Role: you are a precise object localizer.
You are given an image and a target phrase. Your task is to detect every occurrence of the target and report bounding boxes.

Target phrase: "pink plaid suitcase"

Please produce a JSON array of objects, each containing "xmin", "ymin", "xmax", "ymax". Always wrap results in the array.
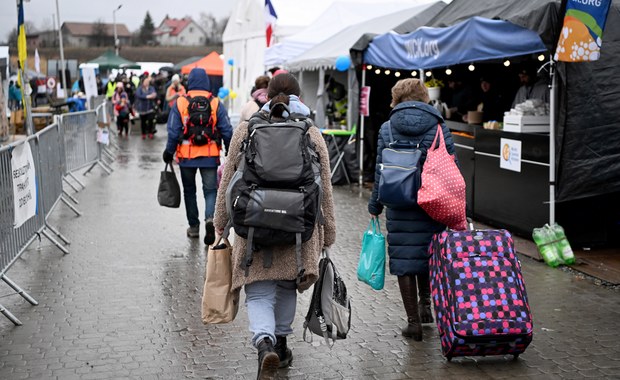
[{"xmin": 429, "ymin": 227, "xmax": 533, "ymax": 361}]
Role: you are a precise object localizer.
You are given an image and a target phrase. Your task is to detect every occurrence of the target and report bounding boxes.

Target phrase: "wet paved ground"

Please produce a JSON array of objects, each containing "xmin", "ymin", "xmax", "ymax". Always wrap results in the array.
[{"xmin": 1, "ymin": 127, "xmax": 620, "ymax": 379}]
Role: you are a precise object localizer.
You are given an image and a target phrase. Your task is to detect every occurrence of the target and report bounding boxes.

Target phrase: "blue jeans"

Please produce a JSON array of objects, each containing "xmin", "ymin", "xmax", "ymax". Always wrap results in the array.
[
  {"xmin": 179, "ymin": 166, "xmax": 217, "ymax": 227},
  {"xmin": 245, "ymin": 280, "xmax": 297, "ymax": 347}
]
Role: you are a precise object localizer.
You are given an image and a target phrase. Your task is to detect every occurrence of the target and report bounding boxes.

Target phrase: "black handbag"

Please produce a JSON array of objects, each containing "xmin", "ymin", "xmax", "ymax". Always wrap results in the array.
[{"xmin": 157, "ymin": 163, "xmax": 181, "ymax": 208}]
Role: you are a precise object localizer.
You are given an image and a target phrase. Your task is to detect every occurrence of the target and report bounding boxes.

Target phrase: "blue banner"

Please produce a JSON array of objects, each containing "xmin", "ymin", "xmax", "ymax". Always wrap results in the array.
[
  {"xmin": 554, "ymin": 0, "xmax": 612, "ymax": 61},
  {"xmin": 364, "ymin": 16, "xmax": 546, "ymax": 69}
]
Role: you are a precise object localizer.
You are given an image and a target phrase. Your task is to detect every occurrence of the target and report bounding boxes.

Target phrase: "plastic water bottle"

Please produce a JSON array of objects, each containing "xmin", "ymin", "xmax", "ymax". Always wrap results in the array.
[
  {"xmin": 532, "ymin": 227, "xmax": 561, "ymax": 267},
  {"xmin": 547, "ymin": 223, "xmax": 575, "ymax": 265}
]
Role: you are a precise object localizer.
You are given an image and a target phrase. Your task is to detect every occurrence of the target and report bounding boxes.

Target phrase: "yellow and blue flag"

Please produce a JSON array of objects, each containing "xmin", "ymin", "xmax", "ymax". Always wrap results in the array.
[
  {"xmin": 17, "ymin": 0, "xmax": 28, "ymax": 84},
  {"xmin": 554, "ymin": 0, "xmax": 613, "ymax": 62}
]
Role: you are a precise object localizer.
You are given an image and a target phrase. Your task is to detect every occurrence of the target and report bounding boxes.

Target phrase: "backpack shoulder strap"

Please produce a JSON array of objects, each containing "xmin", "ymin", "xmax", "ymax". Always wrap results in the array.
[{"xmin": 386, "ymin": 121, "xmax": 395, "ymax": 144}]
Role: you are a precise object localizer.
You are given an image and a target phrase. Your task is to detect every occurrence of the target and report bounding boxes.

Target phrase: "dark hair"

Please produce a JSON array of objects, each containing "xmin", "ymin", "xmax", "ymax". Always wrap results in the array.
[
  {"xmin": 267, "ymin": 73, "xmax": 300, "ymax": 118},
  {"xmin": 255, "ymin": 75, "xmax": 270, "ymax": 90}
]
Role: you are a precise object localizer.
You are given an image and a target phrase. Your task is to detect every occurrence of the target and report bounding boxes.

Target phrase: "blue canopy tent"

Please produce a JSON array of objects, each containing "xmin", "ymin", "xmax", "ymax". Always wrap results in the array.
[
  {"xmin": 364, "ymin": 16, "xmax": 547, "ymax": 70},
  {"xmin": 357, "ymin": 16, "xmax": 548, "ymax": 195}
]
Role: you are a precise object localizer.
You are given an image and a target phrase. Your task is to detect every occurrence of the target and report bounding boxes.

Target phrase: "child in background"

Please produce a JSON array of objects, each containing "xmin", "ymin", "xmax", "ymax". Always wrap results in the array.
[{"xmin": 115, "ymin": 93, "xmax": 132, "ymax": 137}]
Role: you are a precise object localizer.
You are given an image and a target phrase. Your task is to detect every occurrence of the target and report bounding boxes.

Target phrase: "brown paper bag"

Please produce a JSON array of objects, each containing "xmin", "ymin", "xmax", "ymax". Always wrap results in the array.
[{"xmin": 201, "ymin": 238, "xmax": 239, "ymax": 324}]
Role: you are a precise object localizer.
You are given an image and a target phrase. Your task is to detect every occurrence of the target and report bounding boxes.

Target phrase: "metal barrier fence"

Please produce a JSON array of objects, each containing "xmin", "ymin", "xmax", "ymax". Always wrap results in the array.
[
  {"xmin": 58, "ymin": 111, "xmax": 99, "ymax": 173},
  {"xmin": 0, "ymin": 104, "xmax": 118, "ymax": 325},
  {"xmin": 37, "ymin": 124, "xmax": 74, "ymax": 244},
  {"xmin": 0, "ymin": 126, "xmax": 74, "ymax": 325},
  {"xmin": 89, "ymin": 95, "xmax": 106, "ymax": 110}
]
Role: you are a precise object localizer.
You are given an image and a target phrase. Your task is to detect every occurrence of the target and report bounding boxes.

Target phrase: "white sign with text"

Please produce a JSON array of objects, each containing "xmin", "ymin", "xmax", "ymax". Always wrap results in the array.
[
  {"xmin": 500, "ymin": 138, "xmax": 522, "ymax": 172},
  {"xmin": 11, "ymin": 142, "xmax": 37, "ymax": 228},
  {"xmin": 82, "ymin": 66, "xmax": 98, "ymax": 101}
]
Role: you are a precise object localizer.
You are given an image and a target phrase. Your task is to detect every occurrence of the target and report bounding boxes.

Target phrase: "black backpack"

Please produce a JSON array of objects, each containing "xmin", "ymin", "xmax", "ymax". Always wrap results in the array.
[
  {"xmin": 183, "ymin": 95, "xmax": 220, "ymax": 146},
  {"xmin": 225, "ymin": 104, "xmax": 323, "ymax": 281}
]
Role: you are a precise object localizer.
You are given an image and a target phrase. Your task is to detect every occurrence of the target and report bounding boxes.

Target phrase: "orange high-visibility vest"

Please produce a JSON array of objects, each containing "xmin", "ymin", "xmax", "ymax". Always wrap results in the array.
[{"xmin": 176, "ymin": 90, "xmax": 220, "ymax": 159}]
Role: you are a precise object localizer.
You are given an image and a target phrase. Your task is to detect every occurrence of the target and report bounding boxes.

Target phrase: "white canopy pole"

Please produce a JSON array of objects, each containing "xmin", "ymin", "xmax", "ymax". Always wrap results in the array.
[
  {"xmin": 359, "ymin": 66, "xmax": 366, "ymax": 187},
  {"xmin": 316, "ymin": 67, "xmax": 326, "ymax": 128},
  {"xmin": 549, "ymin": 59, "xmax": 557, "ymax": 225}
]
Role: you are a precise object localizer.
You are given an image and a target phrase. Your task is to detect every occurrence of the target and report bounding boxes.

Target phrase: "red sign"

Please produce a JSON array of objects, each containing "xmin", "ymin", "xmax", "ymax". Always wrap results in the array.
[{"xmin": 360, "ymin": 86, "xmax": 371, "ymax": 117}]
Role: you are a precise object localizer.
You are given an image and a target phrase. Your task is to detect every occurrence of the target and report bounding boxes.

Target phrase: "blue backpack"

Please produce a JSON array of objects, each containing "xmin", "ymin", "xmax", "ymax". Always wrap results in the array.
[{"xmin": 377, "ymin": 121, "xmax": 424, "ymax": 209}]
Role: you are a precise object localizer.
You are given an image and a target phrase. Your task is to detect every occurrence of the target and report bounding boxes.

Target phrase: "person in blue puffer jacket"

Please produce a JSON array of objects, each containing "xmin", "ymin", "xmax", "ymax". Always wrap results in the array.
[{"xmin": 368, "ymin": 78, "xmax": 458, "ymax": 342}]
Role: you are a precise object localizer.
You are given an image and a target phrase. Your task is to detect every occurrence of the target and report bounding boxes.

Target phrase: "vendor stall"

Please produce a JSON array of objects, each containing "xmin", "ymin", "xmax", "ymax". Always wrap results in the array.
[{"xmin": 355, "ymin": 0, "xmax": 620, "ymax": 245}]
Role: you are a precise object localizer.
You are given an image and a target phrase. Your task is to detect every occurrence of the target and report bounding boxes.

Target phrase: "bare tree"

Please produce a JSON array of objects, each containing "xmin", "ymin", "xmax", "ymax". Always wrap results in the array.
[
  {"xmin": 199, "ymin": 13, "xmax": 228, "ymax": 45},
  {"xmin": 5, "ymin": 21, "xmax": 37, "ymax": 46},
  {"xmin": 39, "ymin": 17, "xmax": 54, "ymax": 32},
  {"xmin": 91, "ymin": 19, "xmax": 109, "ymax": 47}
]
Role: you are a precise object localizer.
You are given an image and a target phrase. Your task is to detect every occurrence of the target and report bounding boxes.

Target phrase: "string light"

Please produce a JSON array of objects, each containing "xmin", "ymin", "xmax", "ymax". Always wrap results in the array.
[
  {"xmin": 445, "ymin": 68, "xmax": 452, "ymax": 75},
  {"xmin": 385, "ymin": 69, "xmax": 391, "ymax": 75},
  {"xmin": 503, "ymin": 60, "xmax": 511, "ymax": 67},
  {"xmin": 395, "ymin": 71, "xmax": 401, "ymax": 77},
  {"xmin": 375, "ymin": 69, "xmax": 381, "ymax": 74},
  {"xmin": 425, "ymin": 71, "xmax": 432, "ymax": 77},
  {"xmin": 411, "ymin": 71, "xmax": 417, "ymax": 76},
  {"xmin": 366, "ymin": 64, "xmax": 373, "ymax": 70},
  {"xmin": 538, "ymin": 54, "xmax": 546, "ymax": 62},
  {"xmin": 468, "ymin": 64, "xmax": 475, "ymax": 71}
]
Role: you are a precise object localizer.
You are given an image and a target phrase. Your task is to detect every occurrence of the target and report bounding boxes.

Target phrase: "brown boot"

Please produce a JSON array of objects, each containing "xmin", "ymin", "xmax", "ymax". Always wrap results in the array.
[
  {"xmin": 398, "ymin": 275, "xmax": 422, "ymax": 341},
  {"xmin": 417, "ymin": 273, "xmax": 434, "ymax": 324}
]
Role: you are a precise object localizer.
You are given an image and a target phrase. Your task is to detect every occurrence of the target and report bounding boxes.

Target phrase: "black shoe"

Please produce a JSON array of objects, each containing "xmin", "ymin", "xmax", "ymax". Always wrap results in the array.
[
  {"xmin": 274, "ymin": 335, "xmax": 293, "ymax": 368},
  {"xmin": 419, "ymin": 301, "xmax": 434, "ymax": 324},
  {"xmin": 256, "ymin": 338, "xmax": 279, "ymax": 380},
  {"xmin": 204, "ymin": 220, "xmax": 215, "ymax": 245},
  {"xmin": 402, "ymin": 317, "xmax": 423, "ymax": 341}
]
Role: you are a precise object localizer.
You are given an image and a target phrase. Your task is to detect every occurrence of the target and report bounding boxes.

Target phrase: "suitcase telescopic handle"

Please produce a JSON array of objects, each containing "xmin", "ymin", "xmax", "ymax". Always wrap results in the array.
[{"xmin": 467, "ymin": 217, "xmax": 475, "ymax": 231}]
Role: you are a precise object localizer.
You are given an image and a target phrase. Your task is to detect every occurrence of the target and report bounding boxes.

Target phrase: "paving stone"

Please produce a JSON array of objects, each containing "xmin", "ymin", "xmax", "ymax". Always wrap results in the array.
[{"xmin": 0, "ymin": 131, "xmax": 619, "ymax": 379}]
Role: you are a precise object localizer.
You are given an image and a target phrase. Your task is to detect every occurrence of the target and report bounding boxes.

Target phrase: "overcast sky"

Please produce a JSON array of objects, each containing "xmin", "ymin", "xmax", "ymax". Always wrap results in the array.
[{"xmin": 1, "ymin": 0, "xmax": 235, "ymax": 41}]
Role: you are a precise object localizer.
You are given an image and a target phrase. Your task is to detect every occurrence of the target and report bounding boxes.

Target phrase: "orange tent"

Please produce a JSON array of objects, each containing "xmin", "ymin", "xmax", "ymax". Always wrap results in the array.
[{"xmin": 180, "ymin": 51, "xmax": 223, "ymax": 75}]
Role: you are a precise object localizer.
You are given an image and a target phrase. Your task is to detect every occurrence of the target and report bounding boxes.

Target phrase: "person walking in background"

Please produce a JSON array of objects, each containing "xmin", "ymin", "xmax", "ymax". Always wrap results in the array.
[
  {"xmin": 135, "ymin": 76, "xmax": 158, "ymax": 139},
  {"xmin": 162, "ymin": 68, "xmax": 232, "ymax": 245},
  {"xmin": 213, "ymin": 73, "xmax": 336, "ymax": 379},
  {"xmin": 111, "ymin": 82, "xmax": 125, "ymax": 107},
  {"xmin": 239, "ymin": 75, "xmax": 270, "ymax": 122},
  {"xmin": 112, "ymin": 82, "xmax": 130, "ymax": 137},
  {"xmin": 105, "ymin": 73, "xmax": 116, "ymax": 101},
  {"xmin": 368, "ymin": 78, "xmax": 458, "ymax": 341},
  {"xmin": 165, "ymin": 74, "xmax": 186, "ymax": 110},
  {"xmin": 114, "ymin": 93, "xmax": 132, "ymax": 138},
  {"xmin": 8, "ymin": 81, "xmax": 22, "ymax": 110}
]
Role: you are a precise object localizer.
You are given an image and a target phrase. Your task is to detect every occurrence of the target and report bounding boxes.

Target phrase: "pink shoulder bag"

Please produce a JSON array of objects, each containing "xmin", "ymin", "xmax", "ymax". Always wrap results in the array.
[{"xmin": 418, "ymin": 125, "xmax": 467, "ymax": 230}]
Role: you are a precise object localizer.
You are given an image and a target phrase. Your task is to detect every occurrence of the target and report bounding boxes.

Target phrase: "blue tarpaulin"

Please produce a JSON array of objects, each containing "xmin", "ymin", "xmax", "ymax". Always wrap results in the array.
[{"xmin": 364, "ymin": 16, "xmax": 547, "ymax": 69}]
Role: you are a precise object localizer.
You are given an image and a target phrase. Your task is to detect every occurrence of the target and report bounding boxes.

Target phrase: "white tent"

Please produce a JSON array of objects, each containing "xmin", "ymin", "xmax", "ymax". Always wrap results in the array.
[
  {"xmin": 286, "ymin": 2, "xmax": 445, "ymax": 72},
  {"xmin": 223, "ymin": 0, "xmax": 337, "ymax": 116},
  {"xmin": 285, "ymin": 2, "xmax": 446, "ymax": 129},
  {"xmin": 264, "ymin": 1, "xmax": 420, "ymax": 68}
]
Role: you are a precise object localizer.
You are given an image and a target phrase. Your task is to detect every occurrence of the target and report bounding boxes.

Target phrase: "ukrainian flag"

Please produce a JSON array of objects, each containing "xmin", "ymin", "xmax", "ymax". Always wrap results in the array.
[{"xmin": 17, "ymin": 0, "xmax": 27, "ymax": 85}]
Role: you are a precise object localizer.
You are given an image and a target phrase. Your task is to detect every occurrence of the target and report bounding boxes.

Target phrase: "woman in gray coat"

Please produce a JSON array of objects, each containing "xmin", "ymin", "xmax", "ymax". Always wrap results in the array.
[
  {"xmin": 368, "ymin": 78, "xmax": 458, "ymax": 341},
  {"xmin": 214, "ymin": 73, "xmax": 336, "ymax": 379}
]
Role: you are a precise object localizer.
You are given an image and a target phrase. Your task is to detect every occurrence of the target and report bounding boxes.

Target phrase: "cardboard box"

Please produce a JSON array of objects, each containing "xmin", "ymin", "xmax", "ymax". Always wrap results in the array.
[{"xmin": 503, "ymin": 114, "xmax": 550, "ymax": 133}]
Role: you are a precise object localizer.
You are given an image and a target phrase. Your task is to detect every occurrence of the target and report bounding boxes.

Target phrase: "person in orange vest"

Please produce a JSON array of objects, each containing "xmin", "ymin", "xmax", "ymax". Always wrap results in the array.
[
  {"xmin": 162, "ymin": 68, "xmax": 232, "ymax": 244},
  {"xmin": 165, "ymin": 74, "xmax": 186, "ymax": 110}
]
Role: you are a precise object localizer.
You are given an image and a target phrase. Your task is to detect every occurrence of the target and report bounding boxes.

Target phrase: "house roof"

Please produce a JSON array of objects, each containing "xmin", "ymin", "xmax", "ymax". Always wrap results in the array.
[
  {"xmin": 62, "ymin": 22, "xmax": 132, "ymax": 37},
  {"xmin": 155, "ymin": 17, "xmax": 197, "ymax": 37}
]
